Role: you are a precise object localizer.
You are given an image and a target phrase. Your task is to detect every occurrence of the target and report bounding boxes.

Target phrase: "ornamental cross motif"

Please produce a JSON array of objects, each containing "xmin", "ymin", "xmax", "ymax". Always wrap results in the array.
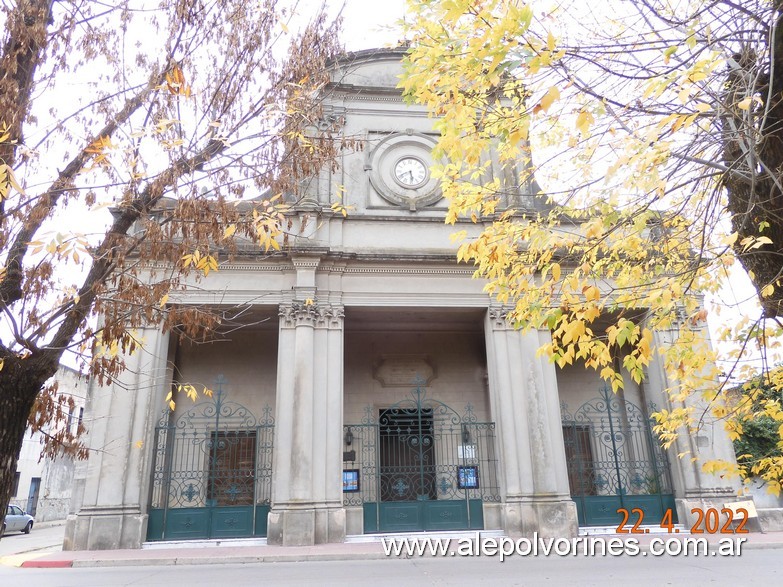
[
  {"xmin": 182, "ymin": 483, "xmax": 198, "ymax": 502},
  {"xmin": 392, "ymin": 478, "xmax": 409, "ymax": 497},
  {"xmin": 225, "ymin": 517, "xmax": 239, "ymax": 528},
  {"xmin": 224, "ymin": 484, "xmax": 241, "ymax": 503}
]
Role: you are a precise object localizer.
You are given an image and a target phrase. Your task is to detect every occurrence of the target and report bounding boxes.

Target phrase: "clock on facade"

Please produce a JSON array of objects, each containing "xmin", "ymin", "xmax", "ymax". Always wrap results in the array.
[
  {"xmin": 393, "ymin": 156, "xmax": 428, "ymax": 188},
  {"xmin": 366, "ymin": 131, "xmax": 442, "ymax": 210}
]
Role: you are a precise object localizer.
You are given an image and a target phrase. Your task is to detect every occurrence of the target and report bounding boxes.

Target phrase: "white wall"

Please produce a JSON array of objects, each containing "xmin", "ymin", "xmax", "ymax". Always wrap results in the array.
[{"xmin": 13, "ymin": 366, "xmax": 87, "ymax": 521}]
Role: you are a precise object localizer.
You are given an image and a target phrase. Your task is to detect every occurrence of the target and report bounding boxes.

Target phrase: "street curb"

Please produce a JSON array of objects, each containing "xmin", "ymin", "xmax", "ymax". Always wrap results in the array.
[
  {"xmin": 67, "ymin": 552, "xmax": 390, "ymax": 568},
  {"xmin": 13, "ymin": 533, "xmax": 783, "ymax": 569},
  {"xmin": 31, "ymin": 520, "xmax": 67, "ymax": 530},
  {"xmin": 20, "ymin": 559, "xmax": 72, "ymax": 568}
]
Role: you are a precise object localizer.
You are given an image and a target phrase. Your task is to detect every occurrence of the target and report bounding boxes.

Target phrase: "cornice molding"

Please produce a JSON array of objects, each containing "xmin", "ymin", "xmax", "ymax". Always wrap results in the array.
[
  {"xmin": 342, "ymin": 266, "xmax": 475, "ymax": 276},
  {"xmin": 291, "ymin": 257, "xmax": 321, "ymax": 270}
]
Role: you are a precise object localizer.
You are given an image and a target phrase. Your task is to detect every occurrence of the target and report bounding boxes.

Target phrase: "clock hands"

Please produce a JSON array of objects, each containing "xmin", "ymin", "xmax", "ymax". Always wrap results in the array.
[{"xmin": 395, "ymin": 158, "xmax": 426, "ymax": 186}]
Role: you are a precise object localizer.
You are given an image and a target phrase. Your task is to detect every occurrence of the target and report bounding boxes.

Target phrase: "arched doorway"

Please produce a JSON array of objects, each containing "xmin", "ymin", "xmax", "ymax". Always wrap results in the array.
[
  {"xmin": 146, "ymin": 378, "xmax": 275, "ymax": 541},
  {"xmin": 561, "ymin": 386, "xmax": 676, "ymax": 526},
  {"xmin": 344, "ymin": 381, "xmax": 500, "ymax": 533}
]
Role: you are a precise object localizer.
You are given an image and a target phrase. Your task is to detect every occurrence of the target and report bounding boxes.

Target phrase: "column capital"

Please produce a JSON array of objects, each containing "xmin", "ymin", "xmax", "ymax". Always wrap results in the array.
[
  {"xmin": 488, "ymin": 306, "xmax": 513, "ymax": 330},
  {"xmin": 279, "ymin": 301, "xmax": 344, "ymax": 329},
  {"xmin": 316, "ymin": 303, "xmax": 345, "ymax": 329}
]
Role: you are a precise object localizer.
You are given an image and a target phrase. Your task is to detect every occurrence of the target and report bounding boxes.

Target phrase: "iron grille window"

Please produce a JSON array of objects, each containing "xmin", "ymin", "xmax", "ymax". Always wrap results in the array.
[
  {"xmin": 207, "ymin": 431, "xmax": 256, "ymax": 506},
  {"xmin": 562, "ymin": 424, "xmax": 597, "ymax": 496},
  {"xmin": 379, "ymin": 408, "xmax": 437, "ymax": 501}
]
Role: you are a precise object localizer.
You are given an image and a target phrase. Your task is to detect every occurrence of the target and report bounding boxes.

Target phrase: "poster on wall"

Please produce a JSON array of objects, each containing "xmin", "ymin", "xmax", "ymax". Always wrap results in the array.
[
  {"xmin": 458, "ymin": 465, "xmax": 479, "ymax": 489},
  {"xmin": 343, "ymin": 469, "xmax": 360, "ymax": 492}
]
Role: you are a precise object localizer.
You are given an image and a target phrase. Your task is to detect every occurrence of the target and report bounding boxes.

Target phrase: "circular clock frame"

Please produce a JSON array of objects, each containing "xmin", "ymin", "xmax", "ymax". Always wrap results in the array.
[
  {"xmin": 393, "ymin": 156, "xmax": 428, "ymax": 189},
  {"xmin": 366, "ymin": 132, "xmax": 441, "ymax": 209}
]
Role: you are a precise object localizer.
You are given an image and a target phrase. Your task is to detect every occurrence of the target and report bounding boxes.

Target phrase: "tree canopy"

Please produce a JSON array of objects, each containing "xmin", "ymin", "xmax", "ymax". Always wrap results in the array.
[
  {"xmin": 0, "ymin": 0, "xmax": 344, "ymax": 521},
  {"xmin": 401, "ymin": 0, "xmax": 783, "ymax": 493}
]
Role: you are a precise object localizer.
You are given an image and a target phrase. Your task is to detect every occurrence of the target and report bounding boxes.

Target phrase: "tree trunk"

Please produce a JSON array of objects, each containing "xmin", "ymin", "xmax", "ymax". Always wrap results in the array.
[
  {"xmin": 723, "ymin": 6, "xmax": 783, "ymax": 318},
  {"xmin": 0, "ymin": 358, "xmax": 57, "ymax": 537}
]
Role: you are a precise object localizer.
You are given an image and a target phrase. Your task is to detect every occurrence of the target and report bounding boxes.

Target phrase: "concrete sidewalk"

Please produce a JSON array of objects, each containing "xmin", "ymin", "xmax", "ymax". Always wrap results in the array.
[
  {"xmin": 11, "ymin": 530, "xmax": 783, "ymax": 569},
  {"xmin": 19, "ymin": 541, "xmax": 388, "ymax": 568}
]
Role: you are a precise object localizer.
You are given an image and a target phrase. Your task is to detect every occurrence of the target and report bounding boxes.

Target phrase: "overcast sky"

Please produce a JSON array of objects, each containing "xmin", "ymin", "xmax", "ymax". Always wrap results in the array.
[{"xmin": 338, "ymin": 0, "xmax": 406, "ymax": 50}]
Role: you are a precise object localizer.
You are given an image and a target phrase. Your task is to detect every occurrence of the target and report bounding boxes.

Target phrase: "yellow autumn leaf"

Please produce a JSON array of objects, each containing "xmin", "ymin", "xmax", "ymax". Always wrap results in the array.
[
  {"xmin": 546, "ymin": 30, "xmax": 556, "ymax": 52},
  {"xmin": 575, "ymin": 110, "xmax": 593, "ymax": 137},
  {"xmin": 0, "ymin": 164, "xmax": 26, "ymax": 196},
  {"xmin": 538, "ymin": 86, "xmax": 560, "ymax": 113},
  {"xmin": 583, "ymin": 285, "xmax": 600, "ymax": 301}
]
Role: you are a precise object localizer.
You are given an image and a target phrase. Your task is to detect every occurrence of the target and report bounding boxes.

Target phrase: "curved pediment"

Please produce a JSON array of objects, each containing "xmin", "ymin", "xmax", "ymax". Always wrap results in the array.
[{"xmin": 329, "ymin": 47, "xmax": 407, "ymax": 91}]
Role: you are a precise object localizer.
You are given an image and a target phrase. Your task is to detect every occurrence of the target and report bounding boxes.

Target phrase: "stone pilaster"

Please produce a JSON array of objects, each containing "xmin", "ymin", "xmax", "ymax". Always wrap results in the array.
[
  {"xmin": 647, "ymin": 323, "xmax": 742, "ymax": 528},
  {"xmin": 268, "ymin": 299, "xmax": 346, "ymax": 545},
  {"xmin": 63, "ymin": 327, "xmax": 171, "ymax": 550},
  {"xmin": 484, "ymin": 309, "xmax": 578, "ymax": 538}
]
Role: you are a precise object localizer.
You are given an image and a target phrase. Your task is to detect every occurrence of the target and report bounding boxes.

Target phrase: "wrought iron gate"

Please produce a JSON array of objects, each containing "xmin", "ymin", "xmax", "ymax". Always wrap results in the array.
[
  {"xmin": 343, "ymin": 383, "xmax": 500, "ymax": 533},
  {"xmin": 146, "ymin": 378, "xmax": 274, "ymax": 541},
  {"xmin": 561, "ymin": 386, "xmax": 676, "ymax": 527}
]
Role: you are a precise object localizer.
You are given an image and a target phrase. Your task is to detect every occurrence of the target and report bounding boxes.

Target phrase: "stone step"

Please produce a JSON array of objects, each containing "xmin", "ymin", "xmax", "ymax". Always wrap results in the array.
[
  {"xmin": 578, "ymin": 524, "xmax": 687, "ymax": 536},
  {"xmin": 142, "ymin": 537, "xmax": 268, "ymax": 550},
  {"xmin": 345, "ymin": 529, "xmax": 506, "ymax": 543}
]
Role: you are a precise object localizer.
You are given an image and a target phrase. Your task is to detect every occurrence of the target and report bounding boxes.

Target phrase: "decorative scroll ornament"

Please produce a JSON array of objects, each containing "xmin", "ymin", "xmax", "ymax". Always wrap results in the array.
[{"xmin": 488, "ymin": 306, "xmax": 513, "ymax": 330}]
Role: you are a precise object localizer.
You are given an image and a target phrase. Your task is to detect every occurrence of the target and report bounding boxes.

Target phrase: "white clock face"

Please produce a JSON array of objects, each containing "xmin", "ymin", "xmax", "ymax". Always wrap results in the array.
[{"xmin": 394, "ymin": 157, "xmax": 427, "ymax": 187}]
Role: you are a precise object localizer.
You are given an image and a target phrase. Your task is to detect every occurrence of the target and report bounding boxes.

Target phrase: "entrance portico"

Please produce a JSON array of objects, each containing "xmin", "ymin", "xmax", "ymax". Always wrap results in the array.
[{"xmin": 64, "ymin": 48, "xmax": 743, "ymax": 550}]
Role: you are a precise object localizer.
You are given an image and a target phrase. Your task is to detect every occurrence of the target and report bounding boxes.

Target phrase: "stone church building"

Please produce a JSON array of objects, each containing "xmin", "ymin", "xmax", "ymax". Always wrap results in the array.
[{"xmin": 64, "ymin": 49, "xmax": 741, "ymax": 550}]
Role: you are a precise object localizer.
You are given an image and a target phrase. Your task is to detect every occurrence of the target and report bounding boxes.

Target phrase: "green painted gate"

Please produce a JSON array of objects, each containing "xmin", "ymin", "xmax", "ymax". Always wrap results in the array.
[
  {"xmin": 146, "ymin": 377, "xmax": 274, "ymax": 541},
  {"xmin": 343, "ymin": 382, "xmax": 500, "ymax": 533},
  {"xmin": 561, "ymin": 386, "xmax": 676, "ymax": 527}
]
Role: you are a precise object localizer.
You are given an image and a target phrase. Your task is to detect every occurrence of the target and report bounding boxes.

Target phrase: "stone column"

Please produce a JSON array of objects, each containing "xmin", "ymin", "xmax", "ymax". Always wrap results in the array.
[
  {"xmin": 484, "ymin": 309, "xmax": 578, "ymax": 538},
  {"xmin": 268, "ymin": 300, "xmax": 346, "ymax": 545},
  {"xmin": 647, "ymin": 323, "xmax": 742, "ymax": 528},
  {"xmin": 64, "ymin": 327, "xmax": 171, "ymax": 550}
]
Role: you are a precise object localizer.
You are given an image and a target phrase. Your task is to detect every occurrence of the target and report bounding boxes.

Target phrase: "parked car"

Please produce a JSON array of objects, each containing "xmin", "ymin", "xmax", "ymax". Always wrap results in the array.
[{"xmin": 2, "ymin": 504, "xmax": 34, "ymax": 537}]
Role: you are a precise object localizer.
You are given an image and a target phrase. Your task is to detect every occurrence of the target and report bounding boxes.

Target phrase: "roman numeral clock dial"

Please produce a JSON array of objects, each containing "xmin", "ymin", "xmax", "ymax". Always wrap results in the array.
[{"xmin": 394, "ymin": 157, "xmax": 427, "ymax": 188}]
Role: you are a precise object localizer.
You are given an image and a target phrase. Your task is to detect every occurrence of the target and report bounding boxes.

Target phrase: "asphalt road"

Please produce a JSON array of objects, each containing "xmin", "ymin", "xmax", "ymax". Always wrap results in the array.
[
  {"xmin": 0, "ymin": 548, "xmax": 780, "ymax": 587},
  {"xmin": 0, "ymin": 522, "xmax": 65, "ymax": 559}
]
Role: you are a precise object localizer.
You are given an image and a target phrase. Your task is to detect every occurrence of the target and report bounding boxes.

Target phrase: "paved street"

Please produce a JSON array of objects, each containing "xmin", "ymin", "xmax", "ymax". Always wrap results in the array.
[
  {"xmin": 1, "ymin": 524, "xmax": 781, "ymax": 586},
  {"xmin": 0, "ymin": 522, "xmax": 65, "ymax": 563},
  {"xmin": 0, "ymin": 550, "xmax": 781, "ymax": 587}
]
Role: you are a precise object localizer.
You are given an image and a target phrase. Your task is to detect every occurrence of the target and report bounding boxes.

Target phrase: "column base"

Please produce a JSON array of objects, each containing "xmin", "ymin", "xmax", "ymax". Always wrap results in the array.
[
  {"xmin": 501, "ymin": 496, "xmax": 578, "ymax": 539},
  {"xmin": 63, "ymin": 506, "xmax": 147, "ymax": 550},
  {"xmin": 676, "ymin": 490, "xmax": 757, "ymax": 531},
  {"xmin": 267, "ymin": 505, "xmax": 346, "ymax": 546}
]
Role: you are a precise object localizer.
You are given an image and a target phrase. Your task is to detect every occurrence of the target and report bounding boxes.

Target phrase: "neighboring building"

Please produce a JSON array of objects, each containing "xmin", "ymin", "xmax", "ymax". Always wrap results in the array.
[
  {"xmin": 726, "ymin": 379, "xmax": 783, "ymax": 529},
  {"xmin": 12, "ymin": 365, "xmax": 87, "ymax": 522},
  {"xmin": 64, "ymin": 49, "xmax": 744, "ymax": 550}
]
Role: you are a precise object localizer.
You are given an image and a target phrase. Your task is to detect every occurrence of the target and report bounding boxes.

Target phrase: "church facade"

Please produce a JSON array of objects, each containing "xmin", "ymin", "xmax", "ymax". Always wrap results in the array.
[{"xmin": 64, "ymin": 49, "xmax": 742, "ymax": 550}]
